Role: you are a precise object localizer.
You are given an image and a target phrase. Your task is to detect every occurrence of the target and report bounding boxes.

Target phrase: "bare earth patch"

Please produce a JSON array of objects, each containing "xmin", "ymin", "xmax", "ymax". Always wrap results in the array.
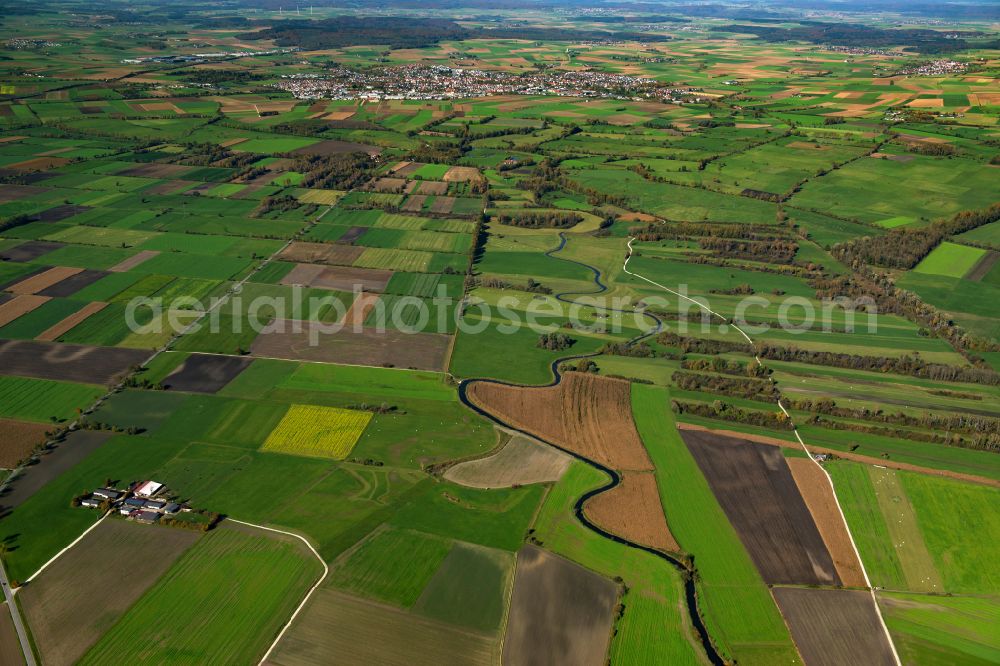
[
  {"xmin": 681, "ymin": 429, "xmax": 840, "ymax": 586},
  {"xmin": 503, "ymin": 545, "xmax": 617, "ymax": 666},
  {"xmin": 444, "ymin": 429, "xmax": 571, "ymax": 489},
  {"xmin": 772, "ymin": 587, "xmax": 896, "ymax": 666}
]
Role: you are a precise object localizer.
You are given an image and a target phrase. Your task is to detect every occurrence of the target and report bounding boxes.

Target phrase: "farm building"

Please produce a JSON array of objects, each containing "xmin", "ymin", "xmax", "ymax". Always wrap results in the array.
[
  {"xmin": 133, "ymin": 510, "xmax": 161, "ymax": 524},
  {"xmin": 119, "ymin": 498, "xmax": 145, "ymax": 515},
  {"xmin": 93, "ymin": 488, "xmax": 123, "ymax": 501},
  {"xmin": 134, "ymin": 480, "xmax": 164, "ymax": 497},
  {"xmin": 80, "ymin": 497, "xmax": 102, "ymax": 509}
]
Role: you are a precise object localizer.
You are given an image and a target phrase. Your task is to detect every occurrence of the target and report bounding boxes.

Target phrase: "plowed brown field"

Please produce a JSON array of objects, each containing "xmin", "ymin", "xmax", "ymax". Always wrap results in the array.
[
  {"xmin": 466, "ymin": 374, "xmax": 651, "ymax": 471},
  {"xmin": 786, "ymin": 458, "xmax": 867, "ymax": 588},
  {"xmin": 584, "ymin": 471, "xmax": 679, "ymax": 552}
]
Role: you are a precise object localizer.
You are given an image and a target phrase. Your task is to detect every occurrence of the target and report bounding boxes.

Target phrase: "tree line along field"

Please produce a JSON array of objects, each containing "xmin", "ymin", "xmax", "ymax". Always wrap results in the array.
[{"xmin": 0, "ymin": 2, "xmax": 999, "ymax": 665}]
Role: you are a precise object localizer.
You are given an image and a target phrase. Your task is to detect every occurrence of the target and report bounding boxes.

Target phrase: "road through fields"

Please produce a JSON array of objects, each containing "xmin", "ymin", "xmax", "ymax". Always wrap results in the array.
[{"xmin": 623, "ymin": 236, "xmax": 902, "ymax": 666}]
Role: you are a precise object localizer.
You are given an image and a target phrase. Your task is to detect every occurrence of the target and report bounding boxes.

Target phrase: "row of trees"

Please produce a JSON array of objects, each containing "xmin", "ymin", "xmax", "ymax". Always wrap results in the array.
[
  {"xmin": 697, "ymin": 238, "xmax": 799, "ymax": 264},
  {"xmin": 672, "ymin": 371, "xmax": 779, "ymax": 401},
  {"xmin": 671, "ymin": 400, "xmax": 794, "ymax": 430},
  {"xmin": 833, "ymin": 203, "xmax": 1000, "ymax": 270}
]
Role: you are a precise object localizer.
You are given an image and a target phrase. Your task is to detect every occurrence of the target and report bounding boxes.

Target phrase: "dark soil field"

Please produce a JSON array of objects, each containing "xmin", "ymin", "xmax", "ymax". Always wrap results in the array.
[
  {"xmin": 161, "ymin": 353, "xmax": 253, "ymax": 393},
  {"xmin": 337, "ymin": 226, "xmax": 368, "ymax": 244},
  {"xmin": 32, "ymin": 204, "xmax": 90, "ymax": 223},
  {"xmin": 584, "ymin": 471, "xmax": 679, "ymax": 552},
  {"xmin": 0, "ymin": 184, "xmax": 46, "ymax": 203},
  {"xmin": 0, "ymin": 339, "xmax": 149, "ymax": 385},
  {"xmin": 466, "ymin": 374, "xmax": 652, "ymax": 471},
  {"xmin": 772, "ymin": 587, "xmax": 896, "ymax": 666},
  {"xmin": 291, "ymin": 139, "xmax": 380, "ymax": 157},
  {"xmin": 0, "ymin": 431, "xmax": 112, "ymax": 511},
  {"xmin": 503, "ymin": 545, "xmax": 617, "ymax": 666},
  {"xmin": 681, "ymin": 430, "xmax": 841, "ymax": 586},
  {"xmin": 0, "ymin": 418, "xmax": 50, "ymax": 468},
  {"xmin": 0, "ymin": 240, "xmax": 64, "ymax": 263},
  {"xmin": 251, "ymin": 319, "xmax": 450, "ymax": 371},
  {"xmin": 282, "ymin": 264, "xmax": 393, "ymax": 293},
  {"xmin": 20, "ymin": 519, "xmax": 200, "ymax": 666},
  {"xmin": 36, "ymin": 270, "xmax": 108, "ymax": 298}
]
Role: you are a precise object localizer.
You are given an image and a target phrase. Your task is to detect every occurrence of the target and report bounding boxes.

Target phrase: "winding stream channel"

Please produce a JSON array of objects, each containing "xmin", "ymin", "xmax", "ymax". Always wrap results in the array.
[{"xmin": 457, "ymin": 232, "xmax": 725, "ymax": 666}]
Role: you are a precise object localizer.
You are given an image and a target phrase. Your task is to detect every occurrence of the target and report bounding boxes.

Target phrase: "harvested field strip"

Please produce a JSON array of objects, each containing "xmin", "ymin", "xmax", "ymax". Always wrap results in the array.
[
  {"xmin": 266, "ymin": 589, "xmax": 496, "ymax": 666},
  {"xmin": 773, "ymin": 587, "xmax": 896, "ymax": 666},
  {"xmin": 0, "ymin": 295, "xmax": 50, "ymax": 328},
  {"xmin": 35, "ymin": 301, "xmax": 108, "ymax": 342},
  {"xmin": 869, "ymin": 467, "xmax": 943, "ymax": 592},
  {"xmin": 7, "ymin": 267, "xmax": 83, "ymax": 295},
  {"xmin": 966, "ymin": 250, "xmax": 1000, "ymax": 282},
  {"xmin": 466, "ymin": 374, "xmax": 652, "ymax": 471},
  {"xmin": 503, "ymin": 545, "xmax": 617, "ymax": 666},
  {"xmin": 681, "ymin": 429, "xmax": 840, "ymax": 586},
  {"xmin": 0, "ymin": 417, "xmax": 50, "ymax": 467},
  {"xmin": 107, "ymin": 250, "xmax": 159, "ymax": 273},
  {"xmin": 261, "ymin": 404, "xmax": 371, "ymax": 460},
  {"xmin": 79, "ymin": 525, "xmax": 321, "ymax": 665},
  {"xmin": 583, "ymin": 471, "xmax": 679, "ymax": 552},
  {"xmin": 444, "ymin": 429, "xmax": 571, "ymax": 489},
  {"xmin": 19, "ymin": 520, "xmax": 200, "ymax": 666},
  {"xmin": 786, "ymin": 458, "xmax": 866, "ymax": 588},
  {"xmin": 341, "ymin": 292, "xmax": 380, "ymax": 327}
]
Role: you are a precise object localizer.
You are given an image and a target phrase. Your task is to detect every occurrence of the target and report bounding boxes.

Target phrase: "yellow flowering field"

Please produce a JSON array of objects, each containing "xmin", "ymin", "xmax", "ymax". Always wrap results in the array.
[{"xmin": 261, "ymin": 404, "xmax": 372, "ymax": 460}]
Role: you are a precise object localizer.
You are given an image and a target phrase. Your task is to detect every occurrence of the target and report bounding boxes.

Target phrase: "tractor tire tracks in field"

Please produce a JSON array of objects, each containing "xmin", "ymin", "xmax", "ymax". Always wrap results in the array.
[{"xmin": 459, "ymin": 232, "xmax": 725, "ymax": 666}]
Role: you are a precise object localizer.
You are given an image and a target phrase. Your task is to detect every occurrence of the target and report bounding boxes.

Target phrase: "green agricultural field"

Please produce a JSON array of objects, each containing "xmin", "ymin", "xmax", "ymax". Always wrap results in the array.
[
  {"xmin": 631, "ymin": 385, "xmax": 799, "ymax": 663},
  {"xmin": 327, "ymin": 525, "xmax": 452, "ymax": 607},
  {"xmin": 879, "ymin": 592, "xmax": 1000, "ymax": 665},
  {"xmin": 2, "ymin": 6, "xmax": 1000, "ymax": 665},
  {"xmin": 79, "ymin": 525, "xmax": 322, "ymax": 665},
  {"xmin": 913, "ymin": 242, "xmax": 987, "ymax": 279}
]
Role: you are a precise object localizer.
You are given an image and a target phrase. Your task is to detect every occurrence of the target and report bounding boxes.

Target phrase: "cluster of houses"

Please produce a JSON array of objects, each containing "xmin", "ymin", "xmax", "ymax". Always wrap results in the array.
[
  {"xmin": 276, "ymin": 65, "xmax": 706, "ymax": 103},
  {"xmin": 79, "ymin": 480, "xmax": 187, "ymax": 525}
]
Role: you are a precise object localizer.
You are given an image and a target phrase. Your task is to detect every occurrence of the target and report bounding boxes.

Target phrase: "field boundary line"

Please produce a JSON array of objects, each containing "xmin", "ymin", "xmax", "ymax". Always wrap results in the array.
[
  {"xmin": 23, "ymin": 510, "xmax": 112, "ymax": 585},
  {"xmin": 623, "ymin": 237, "xmax": 902, "ymax": 666},
  {"xmin": 227, "ymin": 519, "xmax": 329, "ymax": 665}
]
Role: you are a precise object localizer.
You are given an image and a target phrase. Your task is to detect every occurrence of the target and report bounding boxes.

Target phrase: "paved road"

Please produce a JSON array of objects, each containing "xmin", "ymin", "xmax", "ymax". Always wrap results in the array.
[{"xmin": 0, "ymin": 558, "xmax": 36, "ymax": 666}]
